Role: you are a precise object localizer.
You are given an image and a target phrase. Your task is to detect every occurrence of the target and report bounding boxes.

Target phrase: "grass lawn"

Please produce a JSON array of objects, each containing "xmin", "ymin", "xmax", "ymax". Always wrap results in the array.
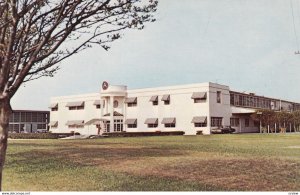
[{"xmin": 3, "ymin": 133, "xmax": 300, "ymax": 191}]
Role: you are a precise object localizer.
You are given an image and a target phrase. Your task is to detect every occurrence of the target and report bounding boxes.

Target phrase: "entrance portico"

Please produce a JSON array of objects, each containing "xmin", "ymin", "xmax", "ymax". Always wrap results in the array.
[{"xmin": 100, "ymin": 82, "xmax": 127, "ymax": 132}]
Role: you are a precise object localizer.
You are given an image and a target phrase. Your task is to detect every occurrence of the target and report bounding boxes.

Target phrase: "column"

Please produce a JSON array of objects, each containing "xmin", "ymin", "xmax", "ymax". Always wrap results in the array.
[
  {"xmin": 123, "ymin": 97, "xmax": 126, "ymax": 131},
  {"xmin": 110, "ymin": 96, "xmax": 114, "ymax": 132},
  {"xmin": 100, "ymin": 99, "xmax": 104, "ymax": 117}
]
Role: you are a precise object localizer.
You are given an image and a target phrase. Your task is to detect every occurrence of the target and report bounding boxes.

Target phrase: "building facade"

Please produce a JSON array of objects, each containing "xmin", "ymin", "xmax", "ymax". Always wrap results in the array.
[
  {"xmin": 49, "ymin": 82, "xmax": 300, "ymax": 135},
  {"xmin": 9, "ymin": 110, "xmax": 50, "ymax": 133}
]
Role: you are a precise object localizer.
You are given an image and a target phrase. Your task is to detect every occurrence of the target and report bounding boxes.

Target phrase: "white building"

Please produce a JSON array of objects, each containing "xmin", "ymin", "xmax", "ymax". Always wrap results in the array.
[{"xmin": 49, "ymin": 82, "xmax": 300, "ymax": 135}]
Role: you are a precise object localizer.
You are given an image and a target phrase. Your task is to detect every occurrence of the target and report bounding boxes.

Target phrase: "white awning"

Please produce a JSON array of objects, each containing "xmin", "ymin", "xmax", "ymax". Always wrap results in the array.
[
  {"xmin": 144, "ymin": 118, "xmax": 158, "ymax": 124},
  {"xmin": 125, "ymin": 119, "xmax": 137, "ymax": 125},
  {"xmin": 93, "ymin": 100, "xmax": 101, "ymax": 105},
  {"xmin": 65, "ymin": 101, "xmax": 84, "ymax": 107},
  {"xmin": 124, "ymin": 97, "xmax": 137, "ymax": 103},
  {"xmin": 49, "ymin": 103, "xmax": 58, "ymax": 108},
  {"xmin": 191, "ymin": 116, "xmax": 207, "ymax": 123},
  {"xmin": 191, "ymin": 92, "xmax": 207, "ymax": 99},
  {"xmin": 161, "ymin": 95, "xmax": 170, "ymax": 101},
  {"xmin": 161, "ymin": 117, "xmax": 176, "ymax": 124},
  {"xmin": 49, "ymin": 121, "xmax": 58, "ymax": 126},
  {"xmin": 85, "ymin": 118, "xmax": 108, "ymax": 125},
  {"xmin": 149, "ymin": 95, "xmax": 158, "ymax": 102},
  {"xmin": 66, "ymin": 120, "xmax": 84, "ymax": 125}
]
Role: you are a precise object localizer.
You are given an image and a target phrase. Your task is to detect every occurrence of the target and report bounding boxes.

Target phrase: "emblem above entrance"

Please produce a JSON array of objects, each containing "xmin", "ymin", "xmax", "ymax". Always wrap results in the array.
[{"xmin": 102, "ymin": 81, "xmax": 109, "ymax": 90}]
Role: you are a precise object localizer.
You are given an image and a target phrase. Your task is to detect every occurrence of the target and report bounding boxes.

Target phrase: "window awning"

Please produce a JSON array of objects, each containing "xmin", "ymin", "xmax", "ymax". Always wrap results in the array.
[
  {"xmin": 93, "ymin": 100, "xmax": 101, "ymax": 105},
  {"xmin": 161, "ymin": 95, "xmax": 170, "ymax": 101},
  {"xmin": 191, "ymin": 116, "xmax": 207, "ymax": 123},
  {"xmin": 124, "ymin": 97, "xmax": 137, "ymax": 103},
  {"xmin": 65, "ymin": 120, "xmax": 84, "ymax": 125},
  {"xmin": 191, "ymin": 92, "xmax": 207, "ymax": 99},
  {"xmin": 49, "ymin": 121, "xmax": 58, "ymax": 126},
  {"xmin": 161, "ymin": 117, "xmax": 176, "ymax": 124},
  {"xmin": 65, "ymin": 101, "xmax": 84, "ymax": 107},
  {"xmin": 49, "ymin": 103, "xmax": 58, "ymax": 108},
  {"xmin": 149, "ymin": 95, "xmax": 158, "ymax": 102},
  {"xmin": 125, "ymin": 118, "xmax": 137, "ymax": 125},
  {"xmin": 144, "ymin": 118, "xmax": 158, "ymax": 124},
  {"xmin": 85, "ymin": 118, "xmax": 108, "ymax": 125}
]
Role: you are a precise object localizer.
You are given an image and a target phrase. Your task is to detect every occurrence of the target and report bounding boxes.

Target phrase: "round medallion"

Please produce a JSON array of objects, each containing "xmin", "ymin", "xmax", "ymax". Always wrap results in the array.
[{"xmin": 102, "ymin": 81, "xmax": 109, "ymax": 90}]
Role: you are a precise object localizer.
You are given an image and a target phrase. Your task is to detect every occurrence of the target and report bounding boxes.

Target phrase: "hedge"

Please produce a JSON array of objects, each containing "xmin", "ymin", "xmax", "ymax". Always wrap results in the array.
[
  {"xmin": 102, "ymin": 131, "xmax": 185, "ymax": 137},
  {"xmin": 8, "ymin": 132, "xmax": 80, "ymax": 139}
]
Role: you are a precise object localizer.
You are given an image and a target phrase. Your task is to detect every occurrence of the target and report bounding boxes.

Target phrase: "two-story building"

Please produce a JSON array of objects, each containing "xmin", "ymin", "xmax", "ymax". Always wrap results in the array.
[{"xmin": 49, "ymin": 82, "xmax": 300, "ymax": 135}]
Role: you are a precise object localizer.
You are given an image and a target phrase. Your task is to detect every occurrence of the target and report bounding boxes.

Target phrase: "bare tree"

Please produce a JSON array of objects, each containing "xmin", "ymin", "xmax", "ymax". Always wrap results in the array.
[{"xmin": 0, "ymin": 0, "xmax": 157, "ymax": 190}]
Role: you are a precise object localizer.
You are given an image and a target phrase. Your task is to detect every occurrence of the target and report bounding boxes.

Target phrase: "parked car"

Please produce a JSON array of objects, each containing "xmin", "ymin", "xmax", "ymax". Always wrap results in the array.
[{"xmin": 211, "ymin": 126, "xmax": 235, "ymax": 134}]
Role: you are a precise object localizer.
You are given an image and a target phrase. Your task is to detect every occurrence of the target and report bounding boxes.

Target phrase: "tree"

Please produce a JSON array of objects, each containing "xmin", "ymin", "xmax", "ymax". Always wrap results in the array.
[
  {"xmin": 292, "ymin": 110, "xmax": 300, "ymax": 132},
  {"xmin": 0, "ymin": 0, "xmax": 158, "ymax": 190}
]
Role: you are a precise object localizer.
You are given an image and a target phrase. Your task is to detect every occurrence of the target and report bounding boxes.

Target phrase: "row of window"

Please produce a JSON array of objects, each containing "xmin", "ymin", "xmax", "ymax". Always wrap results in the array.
[
  {"xmin": 230, "ymin": 118, "xmax": 250, "ymax": 127},
  {"xmin": 51, "ymin": 91, "xmax": 219, "ymax": 111},
  {"xmin": 8, "ymin": 123, "xmax": 48, "ymax": 132},
  {"xmin": 230, "ymin": 92, "xmax": 283, "ymax": 110},
  {"xmin": 53, "ymin": 117, "xmax": 253, "ymax": 130},
  {"xmin": 9, "ymin": 112, "xmax": 49, "ymax": 123},
  {"xmin": 126, "ymin": 117, "xmax": 225, "ymax": 128}
]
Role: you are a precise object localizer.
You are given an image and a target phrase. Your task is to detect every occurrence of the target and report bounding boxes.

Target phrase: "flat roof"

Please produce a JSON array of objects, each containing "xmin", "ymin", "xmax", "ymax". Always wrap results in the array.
[
  {"xmin": 12, "ymin": 110, "xmax": 50, "ymax": 113},
  {"xmin": 229, "ymin": 91, "xmax": 300, "ymax": 105}
]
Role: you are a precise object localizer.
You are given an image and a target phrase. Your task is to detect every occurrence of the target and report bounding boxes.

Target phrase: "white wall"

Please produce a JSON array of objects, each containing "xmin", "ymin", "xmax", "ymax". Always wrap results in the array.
[
  {"xmin": 49, "ymin": 82, "xmax": 261, "ymax": 135},
  {"xmin": 50, "ymin": 93, "xmax": 101, "ymax": 134}
]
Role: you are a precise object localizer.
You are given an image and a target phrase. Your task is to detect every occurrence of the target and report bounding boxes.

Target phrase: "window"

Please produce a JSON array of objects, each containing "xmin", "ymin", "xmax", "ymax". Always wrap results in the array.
[
  {"xmin": 164, "ymin": 100, "xmax": 170, "ymax": 105},
  {"xmin": 192, "ymin": 92, "xmax": 207, "ymax": 103},
  {"xmin": 126, "ymin": 119, "xmax": 137, "ymax": 128},
  {"xmin": 51, "ymin": 107, "xmax": 58, "ymax": 111},
  {"xmin": 162, "ymin": 95, "xmax": 170, "ymax": 105},
  {"xmin": 128, "ymin": 102, "xmax": 137, "ymax": 107},
  {"xmin": 217, "ymin": 91, "xmax": 221, "ymax": 103},
  {"xmin": 50, "ymin": 103, "xmax": 58, "ymax": 111},
  {"xmin": 230, "ymin": 118, "xmax": 240, "ymax": 127},
  {"xmin": 114, "ymin": 119, "xmax": 123, "ymax": 132},
  {"xmin": 20, "ymin": 112, "xmax": 26, "ymax": 122},
  {"xmin": 9, "ymin": 124, "xmax": 14, "ymax": 132},
  {"xmin": 113, "ymin": 100, "xmax": 119, "ymax": 108},
  {"xmin": 150, "ymin": 96, "xmax": 158, "ymax": 106},
  {"xmin": 68, "ymin": 124, "xmax": 84, "ymax": 129},
  {"xmin": 148, "ymin": 124, "xmax": 158, "ymax": 128},
  {"xmin": 96, "ymin": 104, "xmax": 101, "ymax": 109},
  {"xmin": 66, "ymin": 102, "xmax": 85, "ymax": 110},
  {"xmin": 106, "ymin": 121, "xmax": 110, "ymax": 132},
  {"xmin": 245, "ymin": 118, "xmax": 250, "ymax": 127},
  {"xmin": 127, "ymin": 124, "xmax": 137, "ymax": 128},
  {"xmin": 126, "ymin": 97, "xmax": 137, "ymax": 107},
  {"xmin": 50, "ymin": 123, "xmax": 58, "ymax": 129},
  {"xmin": 165, "ymin": 123, "xmax": 176, "ymax": 128},
  {"xmin": 194, "ymin": 123, "xmax": 207, "ymax": 127},
  {"xmin": 145, "ymin": 118, "xmax": 158, "ymax": 128},
  {"xmin": 37, "ymin": 124, "xmax": 47, "ymax": 130},
  {"xmin": 211, "ymin": 117, "xmax": 222, "ymax": 127},
  {"xmin": 25, "ymin": 112, "xmax": 31, "ymax": 122},
  {"xmin": 13, "ymin": 112, "xmax": 20, "ymax": 122},
  {"xmin": 194, "ymin": 99, "xmax": 204, "ymax": 103},
  {"xmin": 192, "ymin": 116, "xmax": 207, "ymax": 127},
  {"xmin": 69, "ymin": 105, "xmax": 84, "ymax": 110}
]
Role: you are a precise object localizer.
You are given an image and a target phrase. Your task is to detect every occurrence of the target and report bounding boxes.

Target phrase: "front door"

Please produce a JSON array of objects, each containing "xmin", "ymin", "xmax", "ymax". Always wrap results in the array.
[{"xmin": 114, "ymin": 119, "xmax": 123, "ymax": 132}]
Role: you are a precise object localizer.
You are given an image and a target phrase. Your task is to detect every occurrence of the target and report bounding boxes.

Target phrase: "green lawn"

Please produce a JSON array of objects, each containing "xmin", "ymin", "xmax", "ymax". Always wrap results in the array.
[{"xmin": 3, "ymin": 134, "xmax": 300, "ymax": 191}]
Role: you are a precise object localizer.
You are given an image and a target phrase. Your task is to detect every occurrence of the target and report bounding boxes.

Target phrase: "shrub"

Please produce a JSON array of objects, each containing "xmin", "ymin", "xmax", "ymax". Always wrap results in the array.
[
  {"xmin": 102, "ymin": 131, "xmax": 185, "ymax": 137},
  {"xmin": 8, "ymin": 132, "xmax": 80, "ymax": 139}
]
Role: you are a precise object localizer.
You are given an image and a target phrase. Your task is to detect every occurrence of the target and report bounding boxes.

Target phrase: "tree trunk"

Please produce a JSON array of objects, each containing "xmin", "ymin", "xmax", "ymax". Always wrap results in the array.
[{"xmin": 0, "ymin": 98, "xmax": 12, "ymax": 191}]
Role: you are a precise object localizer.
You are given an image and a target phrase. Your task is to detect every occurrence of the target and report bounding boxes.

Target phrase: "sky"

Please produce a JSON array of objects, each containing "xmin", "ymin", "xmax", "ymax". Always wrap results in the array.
[{"xmin": 11, "ymin": 0, "xmax": 300, "ymax": 110}]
